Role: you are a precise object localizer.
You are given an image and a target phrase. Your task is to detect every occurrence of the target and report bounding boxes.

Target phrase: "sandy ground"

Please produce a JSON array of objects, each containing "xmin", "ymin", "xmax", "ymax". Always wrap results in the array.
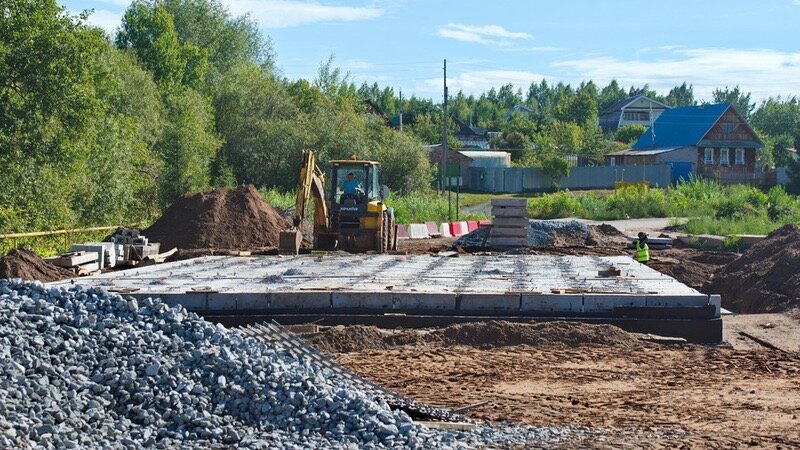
[{"xmin": 329, "ymin": 313, "xmax": 800, "ymax": 448}]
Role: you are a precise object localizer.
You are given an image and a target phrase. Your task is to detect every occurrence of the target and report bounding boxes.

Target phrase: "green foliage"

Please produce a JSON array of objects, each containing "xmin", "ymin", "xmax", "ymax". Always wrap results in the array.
[
  {"xmin": 385, "ymin": 194, "xmax": 488, "ymax": 224},
  {"xmin": 712, "ymin": 85, "xmax": 754, "ymax": 119},
  {"xmin": 614, "ymin": 124, "xmax": 647, "ymax": 144},
  {"xmin": 526, "ymin": 191, "xmax": 581, "ymax": 218},
  {"xmin": 540, "ymin": 156, "xmax": 571, "ymax": 188},
  {"xmin": 665, "ymin": 82, "xmax": 695, "ymax": 107}
]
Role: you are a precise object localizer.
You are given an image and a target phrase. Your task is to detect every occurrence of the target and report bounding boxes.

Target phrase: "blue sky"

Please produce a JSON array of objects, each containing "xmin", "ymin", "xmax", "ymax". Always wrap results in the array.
[{"xmin": 62, "ymin": 0, "xmax": 800, "ymax": 102}]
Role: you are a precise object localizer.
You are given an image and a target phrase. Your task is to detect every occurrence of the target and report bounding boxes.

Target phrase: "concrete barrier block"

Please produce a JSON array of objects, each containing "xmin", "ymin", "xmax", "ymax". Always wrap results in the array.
[
  {"xmin": 271, "ymin": 292, "xmax": 331, "ymax": 309},
  {"xmin": 392, "ymin": 292, "xmax": 456, "ymax": 310},
  {"xmin": 439, "ymin": 223, "xmax": 452, "ymax": 237},
  {"xmin": 584, "ymin": 294, "xmax": 647, "ymax": 313},
  {"xmin": 491, "ymin": 227, "xmax": 528, "ymax": 237},
  {"xmin": 478, "ymin": 220, "xmax": 492, "ymax": 227},
  {"xmin": 408, "ymin": 223, "xmax": 430, "ymax": 239},
  {"xmin": 451, "ymin": 222, "xmax": 468, "ymax": 237},
  {"xmin": 491, "ymin": 198, "xmax": 527, "ymax": 207},
  {"xmin": 492, "ymin": 217, "xmax": 530, "ymax": 227},
  {"xmin": 332, "ymin": 292, "xmax": 394, "ymax": 309},
  {"xmin": 521, "ymin": 294, "xmax": 583, "ymax": 313},
  {"xmin": 488, "ymin": 237, "xmax": 528, "ymax": 247},
  {"xmin": 396, "ymin": 224, "xmax": 409, "ymax": 240},
  {"xmin": 425, "ymin": 221, "xmax": 441, "ymax": 237},
  {"xmin": 492, "ymin": 207, "xmax": 527, "ymax": 217},
  {"xmin": 467, "ymin": 221, "xmax": 479, "ymax": 232},
  {"xmin": 460, "ymin": 293, "xmax": 521, "ymax": 311},
  {"xmin": 458, "ymin": 221, "xmax": 469, "ymax": 235}
]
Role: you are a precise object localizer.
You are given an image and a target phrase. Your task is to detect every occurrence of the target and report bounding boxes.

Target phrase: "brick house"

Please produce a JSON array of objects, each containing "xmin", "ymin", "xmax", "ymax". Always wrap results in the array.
[{"xmin": 605, "ymin": 103, "xmax": 763, "ymax": 185}]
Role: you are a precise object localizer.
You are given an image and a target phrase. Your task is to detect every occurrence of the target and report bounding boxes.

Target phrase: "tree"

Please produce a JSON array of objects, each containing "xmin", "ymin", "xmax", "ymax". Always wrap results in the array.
[
  {"xmin": 614, "ymin": 124, "xmax": 647, "ymax": 144},
  {"xmin": 785, "ymin": 156, "xmax": 800, "ymax": 195},
  {"xmin": 540, "ymin": 156, "xmax": 571, "ymax": 189},
  {"xmin": 713, "ymin": 86, "xmax": 754, "ymax": 119},
  {"xmin": 116, "ymin": 1, "xmax": 208, "ymax": 88},
  {"xmin": 665, "ymin": 82, "xmax": 695, "ymax": 107},
  {"xmin": 598, "ymin": 79, "xmax": 627, "ymax": 111}
]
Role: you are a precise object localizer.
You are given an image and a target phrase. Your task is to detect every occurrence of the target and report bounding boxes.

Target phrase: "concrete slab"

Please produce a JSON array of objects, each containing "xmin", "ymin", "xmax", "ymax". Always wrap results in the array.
[
  {"xmin": 521, "ymin": 294, "xmax": 583, "ymax": 313},
  {"xmin": 460, "ymin": 293, "xmax": 521, "ymax": 311},
  {"xmin": 48, "ymin": 254, "xmax": 714, "ymax": 317}
]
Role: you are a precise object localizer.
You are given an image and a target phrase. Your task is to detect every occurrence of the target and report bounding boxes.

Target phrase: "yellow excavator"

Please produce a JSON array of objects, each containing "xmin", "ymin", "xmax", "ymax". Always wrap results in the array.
[{"xmin": 279, "ymin": 150, "xmax": 397, "ymax": 254}]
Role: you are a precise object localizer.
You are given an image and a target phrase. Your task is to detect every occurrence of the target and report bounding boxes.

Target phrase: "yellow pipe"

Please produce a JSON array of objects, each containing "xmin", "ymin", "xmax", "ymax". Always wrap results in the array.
[{"xmin": 0, "ymin": 226, "xmax": 119, "ymax": 240}]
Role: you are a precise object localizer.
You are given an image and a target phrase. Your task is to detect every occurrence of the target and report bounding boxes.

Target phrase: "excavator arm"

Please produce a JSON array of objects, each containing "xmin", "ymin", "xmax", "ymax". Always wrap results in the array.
[{"xmin": 279, "ymin": 150, "xmax": 331, "ymax": 253}]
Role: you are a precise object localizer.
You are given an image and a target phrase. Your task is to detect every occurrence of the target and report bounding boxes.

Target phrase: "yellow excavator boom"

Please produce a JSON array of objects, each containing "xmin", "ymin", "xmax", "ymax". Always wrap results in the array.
[{"xmin": 279, "ymin": 150, "xmax": 331, "ymax": 253}]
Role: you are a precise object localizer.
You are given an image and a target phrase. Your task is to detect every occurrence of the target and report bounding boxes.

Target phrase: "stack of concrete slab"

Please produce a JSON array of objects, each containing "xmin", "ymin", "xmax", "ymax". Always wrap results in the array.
[
  {"xmin": 109, "ymin": 228, "xmax": 160, "ymax": 261},
  {"xmin": 71, "ymin": 242, "xmax": 122, "ymax": 269},
  {"xmin": 488, "ymin": 198, "xmax": 529, "ymax": 248},
  {"xmin": 47, "ymin": 251, "xmax": 101, "ymax": 275}
]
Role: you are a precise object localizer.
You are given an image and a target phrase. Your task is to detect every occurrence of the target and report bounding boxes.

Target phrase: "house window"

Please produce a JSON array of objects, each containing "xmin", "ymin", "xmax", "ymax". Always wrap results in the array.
[
  {"xmin": 623, "ymin": 111, "xmax": 650, "ymax": 121},
  {"xmin": 704, "ymin": 148, "xmax": 714, "ymax": 165},
  {"xmin": 609, "ymin": 157, "xmax": 616, "ymax": 167},
  {"xmin": 722, "ymin": 122, "xmax": 735, "ymax": 138},
  {"xmin": 720, "ymin": 148, "xmax": 730, "ymax": 165},
  {"xmin": 735, "ymin": 148, "xmax": 745, "ymax": 165}
]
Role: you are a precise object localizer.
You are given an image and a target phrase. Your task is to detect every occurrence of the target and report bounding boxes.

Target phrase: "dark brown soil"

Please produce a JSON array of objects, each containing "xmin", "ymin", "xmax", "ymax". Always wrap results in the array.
[
  {"xmin": 0, "ymin": 248, "xmax": 74, "ymax": 282},
  {"xmin": 706, "ymin": 224, "xmax": 800, "ymax": 313},
  {"xmin": 647, "ymin": 248, "xmax": 740, "ymax": 292},
  {"xmin": 143, "ymin": 185, "xmax": 290, "ymax": 251},
  {"xmin": 305, "ymin": 321, "xmax": 637, "ymax": 353}
]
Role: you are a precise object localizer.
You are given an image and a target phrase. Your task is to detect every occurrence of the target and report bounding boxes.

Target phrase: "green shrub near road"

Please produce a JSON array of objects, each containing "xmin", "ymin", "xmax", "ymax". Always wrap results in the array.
[{"xmin": 527, "ymin": 179, "xmax": 800, "ymax": 235}]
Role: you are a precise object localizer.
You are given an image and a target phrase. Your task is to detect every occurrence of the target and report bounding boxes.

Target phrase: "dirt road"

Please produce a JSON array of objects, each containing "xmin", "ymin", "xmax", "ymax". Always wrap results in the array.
[{"xmin": 330, "ymin": 314, "xmax": 800, "ymax": 448}]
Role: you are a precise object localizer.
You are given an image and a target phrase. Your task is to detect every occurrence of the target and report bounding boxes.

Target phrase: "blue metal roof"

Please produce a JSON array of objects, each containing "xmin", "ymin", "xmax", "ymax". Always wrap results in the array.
[{"xmin": 632, "ymin": 103, "xmax": 730, "ymax": 149}]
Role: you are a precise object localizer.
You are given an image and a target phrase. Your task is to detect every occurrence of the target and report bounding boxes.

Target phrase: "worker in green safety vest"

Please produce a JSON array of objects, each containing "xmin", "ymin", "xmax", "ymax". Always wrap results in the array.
[{"xmin": 635, "ymin": 232, "xmax": 650, "ymax": 264}]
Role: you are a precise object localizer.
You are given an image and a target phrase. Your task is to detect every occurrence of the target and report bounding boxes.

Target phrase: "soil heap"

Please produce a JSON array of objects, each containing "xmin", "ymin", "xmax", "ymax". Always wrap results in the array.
[
  {"xmin": 706, "ymin": 224, "xmax": 800, "ymax": 313},
  {"xmin": 144, "ymin": 185, "xmax": 290, "ymax": 251},
  {"xmin": 0, "ymin": 248, "xmax": 73, "ymax": 282},
  {"xmin": 306, "ymin": 321, "xmax": 637, "ymax": 353}
]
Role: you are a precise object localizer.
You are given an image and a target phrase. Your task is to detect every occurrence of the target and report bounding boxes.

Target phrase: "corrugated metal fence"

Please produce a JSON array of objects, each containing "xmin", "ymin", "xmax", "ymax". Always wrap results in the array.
[{"xmin": 469, "ymin": 164, "xmax": 673, "ymax": 193}]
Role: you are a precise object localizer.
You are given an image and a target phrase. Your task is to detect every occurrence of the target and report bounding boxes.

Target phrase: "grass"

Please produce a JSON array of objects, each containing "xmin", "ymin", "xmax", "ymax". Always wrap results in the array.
[
  {"xmin": 526, "ymin": 179, "xmax": 800, "ymax": 236},
  {"xmin": 385, "ymin": 193, "xmax": 490, "ymax": 224},
  {"xmin": 0, "ymin": 229, "xmax": 114, "ymax": 257}
]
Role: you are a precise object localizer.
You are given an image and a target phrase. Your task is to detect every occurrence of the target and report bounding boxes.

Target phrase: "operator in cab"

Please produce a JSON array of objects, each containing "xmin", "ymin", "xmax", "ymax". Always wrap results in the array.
[{"xmin": 340, "ymin": 172, "xmax": 363, "ymax": 203}]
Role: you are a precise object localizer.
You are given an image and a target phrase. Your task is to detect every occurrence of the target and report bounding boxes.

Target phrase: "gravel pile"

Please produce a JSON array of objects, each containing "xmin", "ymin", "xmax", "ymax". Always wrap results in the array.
[
  {"xmin": 0, "ymin": 279, "xmax": 575, "ymax": 448},
  {"xmin": 453, "ymin": 220, "xmax": 594, "ymax": 248}
]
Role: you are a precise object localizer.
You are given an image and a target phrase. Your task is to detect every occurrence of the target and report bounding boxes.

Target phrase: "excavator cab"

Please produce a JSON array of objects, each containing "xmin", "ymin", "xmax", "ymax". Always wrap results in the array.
[
  {"xmin": 325, "ymin": 160, "xmax": 394, "ymax": 252},
  {"xmin": 279, "ymin": 150, "xmax": 396, "ymax": 254}
]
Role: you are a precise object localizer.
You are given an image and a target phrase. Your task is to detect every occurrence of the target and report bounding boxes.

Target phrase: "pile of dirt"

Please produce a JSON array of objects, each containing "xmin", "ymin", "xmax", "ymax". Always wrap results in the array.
[
  {"xmin": 432, "ymin": 321, "xmax": 638, "ymax": 348},
  {"xmin": 144, "ymin": 185, "xmax": 290, "ymax": 251},
  {"xmin": 706, "ymin": 224, "xmax": 800, "ymax": 313},
  {"xmin": 589, "ymin": 223, "xmax": 630, "ymax": 247},
  {"xmin": 648, "ymin": 249, "xmax": 739, "ymax": 291},
  {"xmin": 454, "ymin": 220, "xmax": 626, "ymax": 250},
  {"xmin": 0, "ymin": 248, "xmax": 73, "ymax": 282},
  {"xmin": 306, "ymin": 321, "xmax": 636, "ymax": 353}
]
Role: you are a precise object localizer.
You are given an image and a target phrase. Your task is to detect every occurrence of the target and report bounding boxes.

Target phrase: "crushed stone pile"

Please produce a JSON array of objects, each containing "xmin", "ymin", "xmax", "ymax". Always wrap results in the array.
[
  {"xmin": 0, "ymin": 248, "xmax": 73, "ymax": 282},
  {"xmin": 706, "ymin": 224, "xmax": 800, "ymax": 313},
  {"xmin": 307, "ymin": 321, "xmax": 637, "ymax": 353},
  {"xmin": 0, "ymin": 280, "xmax": 573, "ymax": 448},
  {"xmin": 144, "ymin": 185, "xmax": 290, "ymax": 251},
  {"xmin": 454, "ymin": 220, "xmax": 613, "ymax": 249}
]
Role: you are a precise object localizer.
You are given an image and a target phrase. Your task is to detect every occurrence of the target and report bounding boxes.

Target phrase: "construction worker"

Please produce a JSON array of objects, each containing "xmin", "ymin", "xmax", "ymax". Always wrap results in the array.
[
  {"xmin": 635, "ymin": 232, "xmax": 650, "ymax": 264},
  {"xmin": 340, "ymin": 172, "xmax": 363, "ymax": 203}
]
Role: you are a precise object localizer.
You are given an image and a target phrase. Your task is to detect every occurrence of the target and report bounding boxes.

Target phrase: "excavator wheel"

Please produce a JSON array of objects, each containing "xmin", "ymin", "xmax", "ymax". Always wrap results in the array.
[{"xmin": 380, "ymin": 210, "xmax": 389, "ymax": 253}]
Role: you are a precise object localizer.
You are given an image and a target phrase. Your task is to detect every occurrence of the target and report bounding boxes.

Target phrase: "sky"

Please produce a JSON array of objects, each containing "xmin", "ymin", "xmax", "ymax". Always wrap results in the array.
[{"xmin": 61, "ymin": 0, "xmax": 800, "ymax": 103}]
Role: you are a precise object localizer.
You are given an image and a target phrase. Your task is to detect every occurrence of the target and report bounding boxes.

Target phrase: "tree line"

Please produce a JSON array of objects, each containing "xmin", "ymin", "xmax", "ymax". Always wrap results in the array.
[
  {"xmin": 4, "ymin": 0, "xmax": 800, "ymax": 234},
  {"xmin": 0, "ymin": 0, "xmax": 432, "ymax": 233}
]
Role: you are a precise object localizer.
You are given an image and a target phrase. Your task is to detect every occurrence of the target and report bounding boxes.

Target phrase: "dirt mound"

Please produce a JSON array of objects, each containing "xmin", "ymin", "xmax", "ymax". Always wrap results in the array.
[
  {"xmin": 144, "ymin": 185, "xmax": 290, "ymax": 251},
  {"xmin": 648, "ymin": 249, "xmax": 739, "ymax": 291},
  {"xmin": 706, "ymin": 224, "xmax": 800, "ymax": 313},
  {"xmin": 432, "ymin": 321, "xmax": 637, "ymax": 348},
  {"xmin": 306, "ymin": 321, "xmax": 636, "ymax": 353},
  {"xmin": 0, "ymin": 248, "xmax": 73, "ymax": 282}
]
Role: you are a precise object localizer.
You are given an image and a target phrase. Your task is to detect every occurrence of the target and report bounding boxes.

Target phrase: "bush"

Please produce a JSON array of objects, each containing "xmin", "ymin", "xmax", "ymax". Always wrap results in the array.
[{"xmin": 527, "ymin": 191, "xmax": 581, "ymax": 218}]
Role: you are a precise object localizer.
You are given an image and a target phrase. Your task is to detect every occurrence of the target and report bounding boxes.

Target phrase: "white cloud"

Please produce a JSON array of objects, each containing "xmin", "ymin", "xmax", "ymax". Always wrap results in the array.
[
  {"xmin": 553, "ymin": 47, "xmax": 800, "ymax": 101},
  {"xmin": 222, "ymin": 0, "xmax": 383, "ymax": 29},
  {"xmin": 437, "ymin": 23, "xmax": 532, "ymax": 47},
  {"xmin": 417, "ymin": 69, "xmax": 547, "ymax": 97},
  {"xmin": 84, "ymin": 9, "xmax": 123, "ymax": 34}
]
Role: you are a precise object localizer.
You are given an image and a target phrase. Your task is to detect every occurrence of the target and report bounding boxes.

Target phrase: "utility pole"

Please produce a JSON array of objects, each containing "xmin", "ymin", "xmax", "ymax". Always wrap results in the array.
[
  {"xmin": 399, "ymin": 89, "xmax": 403, "ymax": 132},
  {"xmin": 441, "ymin": 59, "xmax": 448, "ymax": 194}
]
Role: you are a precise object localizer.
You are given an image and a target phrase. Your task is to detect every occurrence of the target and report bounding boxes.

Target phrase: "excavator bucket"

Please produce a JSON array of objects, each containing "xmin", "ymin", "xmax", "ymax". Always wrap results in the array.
[{"xmin": 279, "ymin": 229, "xmax": 302, "ymax": 255}]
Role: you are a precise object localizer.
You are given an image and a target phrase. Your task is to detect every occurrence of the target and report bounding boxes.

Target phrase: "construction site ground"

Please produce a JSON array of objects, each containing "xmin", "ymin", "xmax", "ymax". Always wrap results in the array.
[{"xmin": 326, "ymin": 312, "xmax": 800, "ymax": 448}]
